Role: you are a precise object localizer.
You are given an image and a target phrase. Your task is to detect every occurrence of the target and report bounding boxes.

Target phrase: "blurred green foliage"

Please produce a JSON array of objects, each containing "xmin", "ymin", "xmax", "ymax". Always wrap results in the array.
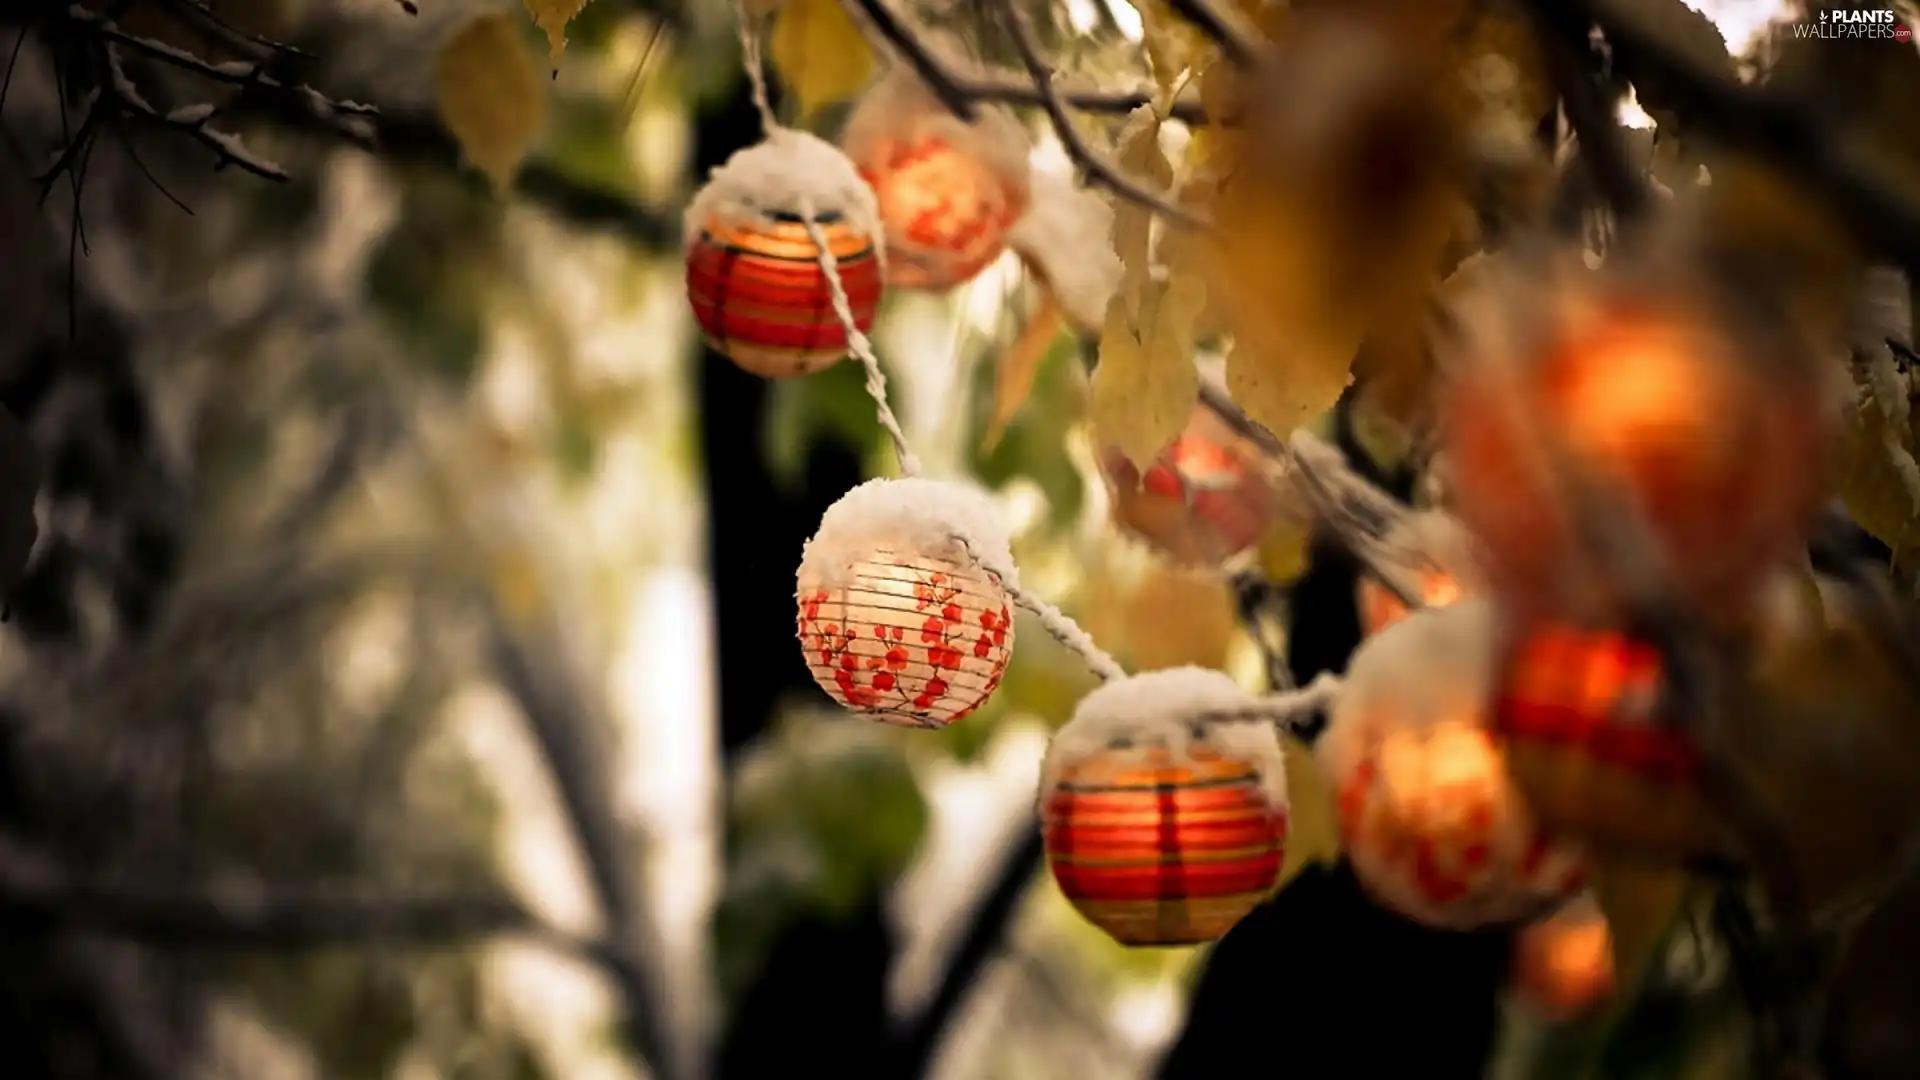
[{"xmin": 967, "ymin": 334, "xmax": 1087, "ymax": 533}]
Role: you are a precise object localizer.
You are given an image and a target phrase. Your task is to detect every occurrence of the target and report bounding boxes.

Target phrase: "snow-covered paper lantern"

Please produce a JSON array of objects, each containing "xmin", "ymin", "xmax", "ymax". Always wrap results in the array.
[
  {"xmin": 841, "ymin": 69, "xmax": 1031, "ymax": 291},
  {"xmin": 1101, "ymin": 402, "xmax": 1285, "ymax": 567},
  {"xmin": 1321, "ymin": 600, "xmax": 1588, "ymax": 929},
  {"xmin": 1040, "ymin": 668, "xmax": 1290, "ymax": 946},
  {"xmin": 795, "ymin": 478, "xmax": 1016, "ymax": 728},
  {"xmin": 685, "ymin": 129, "xmax": 886, "ymax": 378}
]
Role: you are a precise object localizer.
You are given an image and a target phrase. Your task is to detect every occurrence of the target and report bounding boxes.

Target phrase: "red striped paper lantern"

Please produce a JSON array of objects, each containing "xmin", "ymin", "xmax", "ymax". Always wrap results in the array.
[
  {"xmin": 1101, "ymin": 403, "xmax": 1283, "ymax": 567},
  {"xmin": 683, "ymin": 131, "xmax": 887, "ymax": 379},
  {"xmin": 796, "ymin": 549, "xmax": 1012, "ymax": 729},
  {"xmin": 1490, "ymin": 626, "xmax": 1725, "ymax": 857},
  {"xmin": 1044, "ymin": 740, "xmax": 1287, "ymax": 946},
  {"xmin": 686, "ymin": 210, "xmax": 884, "ymax": 379}
]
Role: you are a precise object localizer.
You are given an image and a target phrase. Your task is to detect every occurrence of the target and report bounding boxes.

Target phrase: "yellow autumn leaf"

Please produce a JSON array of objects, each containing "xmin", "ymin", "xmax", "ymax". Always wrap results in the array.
[
  {"xmin": 766, "ymin": 0, "xmax": 876, "ymax": 121},
  {"xmin": 1839, "ymin": 383, "xmax": 1920, "ymax": 561},
  {"xmin": 1588, "ymin": 856, "xmax": 1690, "ymax": 995},
  {"xmin": 523, "ymin": 0, "xmax": 589, "ymax": 69},
  {"xmin": 1254, "ymin": 517, "xmax": 1310, "ymax": 584},
  {"xmin": 1111, "ymin": 566, "xmax": 1239, "ymax": 672},
  {"xmin": 437, "ymin": 13, "xmax": 549, "ymax": 189},
  {"xmin": 1210, "ymin": 8, "xmax": 1467, "ymax": 440},
  {"xmin": 1091, "ymin": 276, "xmax": 1204, "ymax": 471},
  {"xmin": 1129, "ymin": 0, "xmax": 1209, "ymax": 92},
  {"xmin": 1111, "ymin": 107, "xmax": 1174, "ymax": 321},
  {"xmin": 1276, "ymin": 735, "xmax": 1339, "ymax": 889},
  {"xmin": 983, "ymin": 291, "xmax": 1066, "ymax": 452}
]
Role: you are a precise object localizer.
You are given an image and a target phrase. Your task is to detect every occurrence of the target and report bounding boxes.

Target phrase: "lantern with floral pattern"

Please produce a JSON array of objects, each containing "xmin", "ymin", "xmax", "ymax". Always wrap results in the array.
[
  {"xmin": 795, "ymin": 478, "xmax": 1015, "ymax": 728},
  {"xmin": 685, "ymin": 129, "xmax": 887, "ymax": 379},
  {"xmin": 841, "ymin": 69, "xmax": 1031, "ymax": 291},
  {"xmin": 1321, "ymin": 600, "xmax": 1588, "ymax": 928}
]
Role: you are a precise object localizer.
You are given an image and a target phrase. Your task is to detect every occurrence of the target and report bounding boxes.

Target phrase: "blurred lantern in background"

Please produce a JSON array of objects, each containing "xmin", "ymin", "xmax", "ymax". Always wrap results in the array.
[
  {"xmin": 795, "ymin": 478, "xmax": 1015, "ymax": 728},
  {"xmin": 1040, "ymin": 668, "xmax": 1290, "ymax": 946},
  {"xmin": 1512, "ymin": 896, "xmax": 1615, "ymax": 1022},
  {"xmin": 1355, "ymin": 511, "xmax": 1476, "ymax": 637},
  {"xmin": 685, "ymin": 129, "xmax": 886, "ymax": 378},
  {"xmin": 1321, "ymin": 600, "xmax": 1588, "ymax": 928},
  {"xmin": 1491, "ymin": 625, "xmax": 1725, "ymax": 858},
  {"xmin": 841, "ymin": 67, "xmax": 1031, "ymax": 291},
  {"xmin": 1101, "ymin": 402, "xmax": 1288, "ymax": 567},
  {"xmin": 1438, "ymin": 258, "xmax": 1831, "ymax": 628}
]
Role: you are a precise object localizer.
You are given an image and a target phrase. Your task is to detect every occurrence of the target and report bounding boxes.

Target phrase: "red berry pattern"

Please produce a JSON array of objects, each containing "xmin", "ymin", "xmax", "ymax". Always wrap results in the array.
[{"xmin": 797, "ymin": 550, "xmax": 1014, "ymax": 728}]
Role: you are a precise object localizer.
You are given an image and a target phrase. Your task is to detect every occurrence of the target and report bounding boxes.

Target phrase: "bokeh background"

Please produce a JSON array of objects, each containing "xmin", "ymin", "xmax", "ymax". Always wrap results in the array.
[{"xmin": 0, "ymin": 1, "xmax": 1832, "ymax": 1079}]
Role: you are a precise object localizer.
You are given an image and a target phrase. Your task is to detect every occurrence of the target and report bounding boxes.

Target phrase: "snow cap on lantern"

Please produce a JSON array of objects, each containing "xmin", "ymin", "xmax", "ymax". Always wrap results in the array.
[
  {"xmin": 795, "ymin": 478, "xmax": 1017, "ymax": 729},
  {"xmin": 685, "ymin": 128, "xmax": 887, "ymax": 379},
  {"xmin": 840, "ymin": 66, "xmax": 1032, "ymax": 291},
  {"xmin": 1041, "ymin": 667, "xmax": 1290, "ymax": 947},
  {"xmin": 1320, "ymin": 599, "xmax": 1588, "ymax": 929}
]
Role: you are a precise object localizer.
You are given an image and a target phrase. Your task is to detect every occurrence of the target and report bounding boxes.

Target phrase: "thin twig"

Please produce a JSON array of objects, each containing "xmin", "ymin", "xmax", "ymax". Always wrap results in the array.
[
  {"xmin": 994, "ymin": 0, "xmax": 1205, "ymax": 228},
  {"xmin": 1160, "ymin": 0, "xmax": 1262, "ymax": 66},
  {"xmin": 1525, "ymin": 0, "xmax": 1649, "ymax": 227},
  {"xmin": 839, "ymin": 0, "xmax": 977, "ymax": 119},
  {"xmin": 1565, "ymin": 0, "xmax": 1920, "ymax": 275}
]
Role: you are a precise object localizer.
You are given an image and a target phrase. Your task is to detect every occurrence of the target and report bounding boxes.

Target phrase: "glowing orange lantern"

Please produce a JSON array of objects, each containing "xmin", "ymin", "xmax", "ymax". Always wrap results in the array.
[
  {"xmin": 1440, "ymin": 268, "xmax": 1829, "ymax": 626},
  {"xmin": 1101, "ymin": 403, "xmax": 1285, "ymax": 567},
  {"xmin": 1041, "ymin": 668, "xmax": 1290, "ymax": 946},
  {"xmin": 1322, "ymin": 600, "xmax": 1588, "ymax": 928},
  {"xmin": 684, "ymin": 130, "xmax": 887, "ymax": 379},
  {"xmin": 1490, "ymin": 625, "xmax": 1725, "ymax": 857},
  {"xmin": 796, "ymin": 478, "xmax": 1016, "ymax": 728},
  {"xmin": 841, "ymin": 70, "xmax": 1031, "ymax": 291},
  {"xmin": 1512, "ymin": 900, "xmax": 1615, "ymax": 1022}
]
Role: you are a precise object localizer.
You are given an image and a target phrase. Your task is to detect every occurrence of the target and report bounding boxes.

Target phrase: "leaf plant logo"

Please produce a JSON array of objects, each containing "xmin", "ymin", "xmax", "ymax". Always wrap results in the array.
[{"xmin": 1799, "ymin": 7, "xmax": 1911, "ymax": 39}]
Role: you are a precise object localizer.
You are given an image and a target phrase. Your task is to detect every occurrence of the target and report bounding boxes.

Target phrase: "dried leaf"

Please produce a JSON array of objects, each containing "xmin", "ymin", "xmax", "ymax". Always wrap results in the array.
[
  {"xmin": 1839, "ymin": 383, "xmax": 1920, "ymax": 561},
  {"xmin": 1587, "ymin": 856, "xmax": 1688, "ymax": 994},
  {"xmin": 1091, "ymin": 274, "xmax": 1204, "ymax": 470},
  {"xmin": 1277, "ymin": 735, "xmax": 1340, "ymax": 889},
  {"xmin": 983, "ymin": 292, "xmax": 1066, "ymax": 451},
  {"xmin": 1129, "ymin": 0, "xmax": 1209, "ymax": 92},
  {"xmin": 1111, "ymin": 107, "xmax": 1175, "ymax": 322},
  {"xmin": 523, "ymin": 0, "xmax": 589, "ymax": 69},
  {"xmin": 766, "ymin": 0, "xmax": 876, "ymax": 121},
  {"xmin": 437, "ymin": 13, "xmax": 549, "ymax": 189},
  {"xmin": 1254, "ymin": 517, "xmax": 1310, "ymax": 584},
  {"xmin": 1113, "ymin": 566, "xmax": 1239, "ymax": 672},
  {"xmin": 1210, "ymin": 9, "xmax": 1468, "ymax": 439}
]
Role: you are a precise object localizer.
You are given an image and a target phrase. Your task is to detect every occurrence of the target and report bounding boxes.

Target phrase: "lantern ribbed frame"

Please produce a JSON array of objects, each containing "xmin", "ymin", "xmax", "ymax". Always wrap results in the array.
[
  {"xmin": 686, "ymin": 209, "xmax": 884, "ymax": 378},
  {"xmin": 858, "ymin": 135, "xmax": 1025, "ymax": 291},
  {"xmin": 796, "ymin": 549, "xmax": 1012, "ymax": 729},
  {"xmin": 1043, "ymin": 742, "xmax": 1287, "ymax": 946},
  {"xmin": 1335, "ymin": 722, "xmax": 1588, "ymax": 929}
]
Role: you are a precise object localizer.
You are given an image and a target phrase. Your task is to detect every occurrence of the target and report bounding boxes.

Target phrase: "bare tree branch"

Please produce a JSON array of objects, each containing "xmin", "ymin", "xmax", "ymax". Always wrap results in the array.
[
  {"xmin": 1525, "ymin": 0, "xmax": 1650, "ymax": 227},
  {"xmin": 994, "ymin": 0, "xmax": 1206, "ymax": 227},
  {"xmin": 1160, "ymin": 0, "xmax": 1262, "ymax": 66},
  {"xmin": 485, "ymin": 613, "xmax": 682, "ymax": 1080},
  {"xmin": 1564, "ymin": 0, "xmax": 1920, "ymax": 275}
]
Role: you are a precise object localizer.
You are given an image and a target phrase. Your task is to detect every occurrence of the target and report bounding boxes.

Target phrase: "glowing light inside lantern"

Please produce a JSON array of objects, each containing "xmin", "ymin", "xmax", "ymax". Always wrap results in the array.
[
  {"xmin": 1103, "ymin": 405, "xmax": 1281, "ymax": 567},
  {"xmin": 796, "ymin": 549, "xmax": 1012, "ymax": 728},
  {"xmin": 1044, "ymin": 740, "xmax": 1287, "ymax": 946},
  {"xmin": 1513, "ymin": 904, "xmax": 1615, "ymax": 1021},
  {"xmin": 1337, "ymin": 721, "xmax": 1588, "ymax": 928},
  {"xmin": 861, "ymin": 135, "xmax": 1025, "ymax": 291},
  {"xmin": 1356, "ymin": 567, "xmax": 1465, "ymax": 637}
]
